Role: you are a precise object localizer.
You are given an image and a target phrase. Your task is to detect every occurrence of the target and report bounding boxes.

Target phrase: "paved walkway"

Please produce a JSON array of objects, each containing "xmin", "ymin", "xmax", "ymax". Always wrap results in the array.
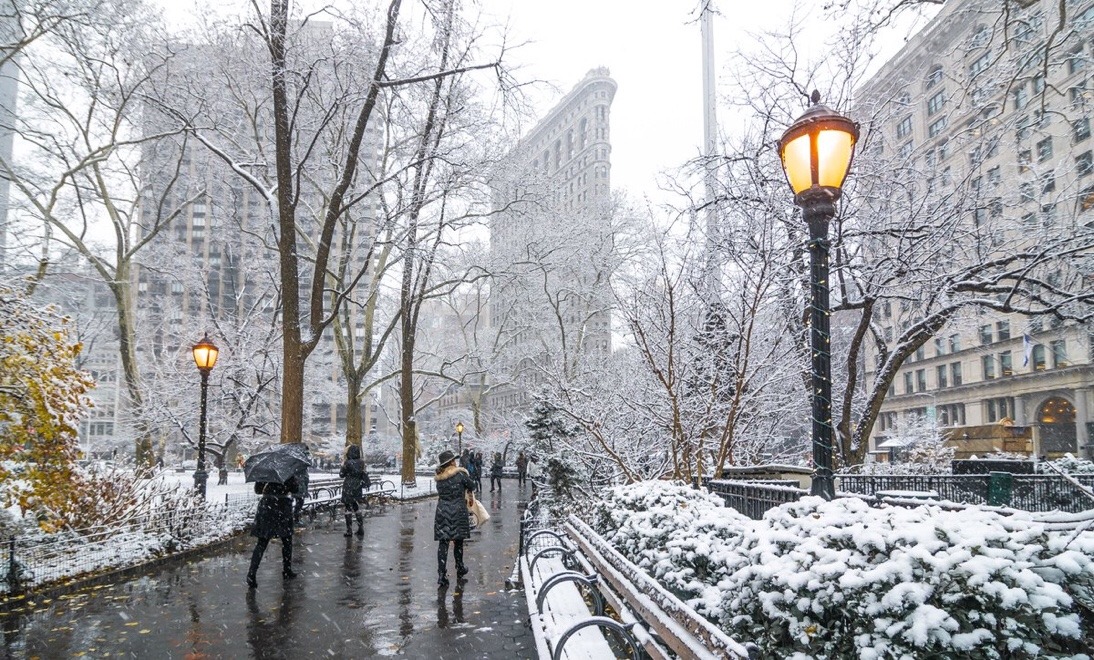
[{"xmin": 0, "ymin": 482, "xmax": 534, "ymax": 659}]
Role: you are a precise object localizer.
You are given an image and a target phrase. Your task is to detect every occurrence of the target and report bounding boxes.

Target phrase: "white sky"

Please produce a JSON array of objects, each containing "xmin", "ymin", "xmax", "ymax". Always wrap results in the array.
[{"xmin": 476, "ymin": 0, "xmax": 799, "ymax": 200}]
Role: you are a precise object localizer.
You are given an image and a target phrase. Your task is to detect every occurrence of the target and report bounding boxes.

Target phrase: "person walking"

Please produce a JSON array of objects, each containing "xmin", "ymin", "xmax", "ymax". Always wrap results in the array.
[
  {"xmin": 340, "ymin": 445, "xmax": 368, "ymax": 537},
  {"xmin": 515, "ymin": 451, "xmax": 528, "ymax": 487},
  {"xmin": 473, "ymin": 451, "xmax": 485, "ymax": 493},
  {"xmin": 489, "ymin": 452, "xmax": 503, "ymax": 493},
  {"xmin": 433, "ymin": 450, "xmax": 475, "ymax": 587},
  {"xmin": 246, "ymin": 475, "xmax": 300, "ymax": 589},
  {"xmin": 292, "ymin": 444, "xmax": 311, "ymax": 525}
]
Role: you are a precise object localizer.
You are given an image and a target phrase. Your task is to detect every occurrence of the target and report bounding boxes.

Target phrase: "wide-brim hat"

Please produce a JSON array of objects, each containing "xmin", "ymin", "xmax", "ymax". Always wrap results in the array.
[{"xmin": 438, "ymin": 450, "xmax": 456, "ymax": 467}]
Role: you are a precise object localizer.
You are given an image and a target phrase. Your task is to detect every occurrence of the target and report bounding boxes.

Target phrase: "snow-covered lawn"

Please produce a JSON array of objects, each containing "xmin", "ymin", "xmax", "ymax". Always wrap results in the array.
[{"xmin": 591, "ymin": 481, "xmax": 1094, "ymax": 659}]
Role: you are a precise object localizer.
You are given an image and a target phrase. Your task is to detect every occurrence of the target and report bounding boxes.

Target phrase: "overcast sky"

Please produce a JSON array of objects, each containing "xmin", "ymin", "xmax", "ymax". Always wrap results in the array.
[{"xmin": 477, "ymin": 0, "xmax": 800, "ymax": 201}]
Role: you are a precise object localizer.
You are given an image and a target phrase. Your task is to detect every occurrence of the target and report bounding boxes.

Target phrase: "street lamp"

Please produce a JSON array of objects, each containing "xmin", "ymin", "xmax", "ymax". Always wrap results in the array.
[
  {"xmin": 778, "ymin": 90, "xmax": 858, "ymax": 501},
  {"xmin": 455, "ymin": 421, "xmax": 464, "ymax": 454},
  {"xmin": 191, "ymin": 333, "xmax": 219, "ymax": 499}
]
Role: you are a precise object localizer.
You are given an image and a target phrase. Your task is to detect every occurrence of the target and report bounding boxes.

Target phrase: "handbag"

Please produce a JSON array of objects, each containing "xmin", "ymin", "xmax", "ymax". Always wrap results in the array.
[{"xmin": 467, "ymin": 497, "xmax": 491, "ymax": 527}]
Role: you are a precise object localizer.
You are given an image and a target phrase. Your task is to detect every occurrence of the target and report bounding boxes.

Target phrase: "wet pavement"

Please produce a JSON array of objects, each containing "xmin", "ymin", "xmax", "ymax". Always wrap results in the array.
[{"xmin": 0, "ymin": 483, "xmax": 534, "ymax": 659}]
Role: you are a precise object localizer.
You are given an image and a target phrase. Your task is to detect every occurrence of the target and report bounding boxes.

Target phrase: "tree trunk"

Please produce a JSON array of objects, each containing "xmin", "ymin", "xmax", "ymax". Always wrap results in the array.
[{"xmin": 345, "ymin": 375, "xmax": 363, "ymax": 448}]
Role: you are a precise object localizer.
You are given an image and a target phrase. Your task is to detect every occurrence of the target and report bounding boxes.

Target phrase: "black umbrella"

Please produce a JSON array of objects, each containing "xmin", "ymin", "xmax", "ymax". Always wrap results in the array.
[{"xmin": 243, "ymin": 444, "xmax": 312, "ymax": 484}]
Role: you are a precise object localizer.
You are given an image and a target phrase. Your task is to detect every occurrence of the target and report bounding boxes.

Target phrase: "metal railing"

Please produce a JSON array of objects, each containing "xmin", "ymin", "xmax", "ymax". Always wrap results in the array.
[
  {"xmin": 837, "ymin": 474, "xmax": 1094, "ymax": 513},
  {"xmin": 0, "ymin": 497, "xmax": 255, "ymax": 596},
  {"xmin": 704, "ymin": 480, "xmax": 808, "ymax": 520}
]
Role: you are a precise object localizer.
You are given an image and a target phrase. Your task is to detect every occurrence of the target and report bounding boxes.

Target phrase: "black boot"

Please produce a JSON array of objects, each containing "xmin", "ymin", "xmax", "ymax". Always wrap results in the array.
[
  {"xmin": 344, "ymin": 514, "xmax": 353, "ymax": 537},
  {"xmin": 355, "ymin": 513, "xmax": 365, "ymax": 537},
  {"xmin": 247, "ymin": 539, "xmax": 267, "ymax": 589},
  {"xmin": 437, "ymin": 541, "xmax": 449, "ymax": 586},
  {"xmin": 454, "ymin": 540, "xmax": 469, "ymax": 577},
  {"xmin": 282, "ymin": 537, "xmax": 297, "ymax": 579}
]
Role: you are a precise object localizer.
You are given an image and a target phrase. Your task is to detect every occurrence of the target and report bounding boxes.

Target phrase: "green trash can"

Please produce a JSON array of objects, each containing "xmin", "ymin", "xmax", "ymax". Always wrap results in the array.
[{"xmin": 986, "ymin": 471, "xmax": 1013, "ymax": 507}]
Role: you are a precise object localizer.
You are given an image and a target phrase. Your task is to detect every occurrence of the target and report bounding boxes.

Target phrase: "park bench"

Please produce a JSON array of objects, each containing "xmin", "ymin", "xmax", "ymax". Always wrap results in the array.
[
  {"xmin": 519, "ymin": 514, "xmax": 754, "ymax": 659},
  {"xmin": 298, "ymin": 477, "xmax": 397, "ymax": 521}
]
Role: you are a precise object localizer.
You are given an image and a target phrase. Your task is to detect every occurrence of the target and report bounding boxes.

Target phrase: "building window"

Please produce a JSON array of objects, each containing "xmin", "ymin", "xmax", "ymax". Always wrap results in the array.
[
  {"xmin": 969, "ymin": 53, "xmax": 990, "ymax": 78},
  {"xmin": 915, "ymin": 346, "xmax": 926, "ymax": 362},
  {"xmin": 1036, "ymin": 136, "xmax": 1053, "ymax": 162},
  {"xmin": 935, "ymin": 337, "xmax": 945, "ymax": 356},
  {"xmin": 1031, "ymin": 344, "xmax": 1046, "ymax": 370},
  {"xmin": 985, "ymin": 397, "xmax": 1015, "ymax": 423},
  {"xmin": 926, "ymin": 65, "xmax": 944, "ymax": 89},
  {"xmin": 1041, "ymin": 173, "xmax": 1055, "ymax": 194},
  {"xmin": 1050, "ymin": 340, "xmax": 1068, "ymax": 368},
  {"xmin": 1018, "ymin": 149, "xmax": 1032, "ymax": 172},
  {"xmin": 896, "ymin": 116, "xmax": 913, "ymax": 140},
  {"xmin": 969, "ymin": 25, "xmax": 990, "ymax": 49},
  {"xmin": 982, "ymin": 355, "xmax": 996, "ymax": 379},
  {"xmin": 904, "ymin": 372, "xmax": 914, "ymax": 395},
  {"xmin": 898, "ymin": 142, "xmax": 914, "ymax": 159},
  {"xmin": 936, "ymin": 365, "xmax": 948, "ymax": 388},
  {"xmin": 1078, "ymin": 151, "xmax": 1094, "ymax": 177},
  {"xmin": 928, "ymin": 91, "xmax": 945, "ymax": 116},
  {"xmin": 951, "ymin": 361, "xmax": 962, "ymax": 386},
  {"xmin": 939, "ymin": 403, "xmax": 965, "ymax": 426},
  {"xmin": 979, "ymin": 324, "xmax": 993, "ymax": 345},
  {"xmin": 948, "ymin": 334, "xmax": 960, "ymax": 353},
  {"xmin": 1075, "ymin": 118, "xmax": 1092, "ymax": 143},
  {"xmin": 928, "ymin": 116, "xmax": 948, "ymax": 138},
  {"xmin": 999, "ymin": 351, "xmax": 1013, "ymax": 376},
  {"xmin": 1013, "ymin": 84, "xmax": 1029, "ymax": 109},
  {"xmin": 916, "ymin": 369, "xmax": 927, "ymax": 392},
  {"xmin": 995, "ymin": 321, "xmax": 1010, "ymax": 341}
]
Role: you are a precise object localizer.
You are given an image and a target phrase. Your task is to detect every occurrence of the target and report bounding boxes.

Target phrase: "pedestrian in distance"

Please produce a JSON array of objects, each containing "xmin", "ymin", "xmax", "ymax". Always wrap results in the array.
[
  {"xmin": 246, "ymin": 475, "xmax": 300, "ymax": 589},
  {"xmin": 489, "ymin": 452, "xmax": 503, "ymax": 493},
  {"xmin": 433, "ymin": 450, "xmax": 475, "ymax": 587},
  {"xmin": 465, "ymin": 450, "xmax": 479, "ymax": 491},
  {"xmin": 474, "ymin": 451, "xmax": 485, "ymax": 493},
  {"xmin": 340, "ymin": 444, "xmax": 369, "ymax": 537},
  {"xmin": 292, "ymin": 444, "xmax": 311, "ymax": 525},
  {"xmin": 459, "ymin": 447, "xmax": 471, "ymax": 469},
  {"xmin": 515, "ymin": 451, "xmax": 528, "ymax": 487}
]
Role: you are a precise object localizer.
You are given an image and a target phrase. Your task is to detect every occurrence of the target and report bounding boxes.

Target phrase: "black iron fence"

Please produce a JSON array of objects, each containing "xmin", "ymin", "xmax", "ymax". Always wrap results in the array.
[
  {"xmin": 837, "ymin": 474, "xmax": 1094, "ymax": 513},
  {"xmin": 0, "ymin": 496, "xmax": 255, "ymax": 597},
  {"xmin": 703, "ymin": 473, "xmax": 1094, "ymax": 519},
  {"xmin": 704, "ymin": 480, "xmax": 807, "ymax": 520}
]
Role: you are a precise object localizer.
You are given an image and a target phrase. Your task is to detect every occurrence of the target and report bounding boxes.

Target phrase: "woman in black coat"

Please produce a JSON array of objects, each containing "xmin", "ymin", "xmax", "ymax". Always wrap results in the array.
[
  {"xmin": 340, "ymin": 444, "xmax": 369, "ymax": 537},
  {"xmin": 246, "ymin": 475, "xmax": 299, "ymax": 589},
  {"xmin": 433, "ymin": 450, "xmax": 475, "ymax": 586}
]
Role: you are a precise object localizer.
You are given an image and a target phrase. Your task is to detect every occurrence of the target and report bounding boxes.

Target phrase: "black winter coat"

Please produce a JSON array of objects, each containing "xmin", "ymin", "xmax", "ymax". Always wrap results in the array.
[
  {"xmin": 251, "ymin": 477, "xmax": 298, "ymax": 539},
  {"xmin": 340, "ymin": 459, "xmax": 368, "ymax": 504},
  {"xmin": 433, "ymin": 465, "xmax": 475, "ymax": 541}
]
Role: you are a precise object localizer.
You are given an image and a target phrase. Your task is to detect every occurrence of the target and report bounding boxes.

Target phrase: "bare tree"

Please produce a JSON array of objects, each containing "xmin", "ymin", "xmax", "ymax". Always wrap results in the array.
[{"xmin": 1, "ymin": 0, "xmax": 197, "ymax": 466}]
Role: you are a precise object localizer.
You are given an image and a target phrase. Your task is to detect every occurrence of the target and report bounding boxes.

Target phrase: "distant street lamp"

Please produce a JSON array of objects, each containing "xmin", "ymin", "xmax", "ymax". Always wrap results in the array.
[
  {"xmin": 455, "ymin": 421, "xmax": 464, "ymax": 454},
  {"xmin": 191, "ymin": 333, "xmax": 219, "ymax": 499},
  {"xmin": 778, "ymin": 90, "xmax": 858, "ymax": 501}
]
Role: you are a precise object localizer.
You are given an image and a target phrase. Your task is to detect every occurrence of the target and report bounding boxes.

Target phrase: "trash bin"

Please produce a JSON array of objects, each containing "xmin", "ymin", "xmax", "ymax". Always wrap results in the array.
[{"xmin": 986, "ymin": 471, "xmax": 1013, "ymax": 507}]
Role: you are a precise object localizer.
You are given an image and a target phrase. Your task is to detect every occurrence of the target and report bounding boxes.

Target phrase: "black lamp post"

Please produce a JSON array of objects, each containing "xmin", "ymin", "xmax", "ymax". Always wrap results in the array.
[
  {"xmin": 191, "ymin": 333, "xmax": 219, "ymax": 499},
  {"xmin": 455, "ymin": 421, "xmax": 464, "ymax": 454},
  {"xmin": 778, "ymin": 90, "xmax": 858, "ymax": 501}
]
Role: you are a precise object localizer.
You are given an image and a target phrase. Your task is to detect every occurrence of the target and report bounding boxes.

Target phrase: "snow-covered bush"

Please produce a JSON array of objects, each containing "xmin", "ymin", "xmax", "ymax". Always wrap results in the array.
[
  {"xmin": 590, "ymin": 481, "xmax": 749, "ymax": 617},
  {"xmin": 719, "ymin": 497, "xmax": 1092, "ymax": 658},
  {"xmin": 589, "ymin": 481, "xmax": 1094, "ymax": 657},
  {"xmin": 1038, "ymin": 454, "xmax": 1094, "ymax": 475}
]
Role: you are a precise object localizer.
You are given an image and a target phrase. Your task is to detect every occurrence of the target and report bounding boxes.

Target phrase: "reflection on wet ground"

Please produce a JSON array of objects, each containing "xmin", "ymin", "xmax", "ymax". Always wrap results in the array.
[{"xmin": 0, "ymin": 483, "xmax": 534, "ymax": 658}]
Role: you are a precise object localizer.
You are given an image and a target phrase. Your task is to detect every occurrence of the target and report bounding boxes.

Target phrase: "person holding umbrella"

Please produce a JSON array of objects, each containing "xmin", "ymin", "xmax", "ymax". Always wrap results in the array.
[
  {"xmin": 246, "ymin": 475, "xmax": 300, "ymax": 589},
  {"xmin": 340, "ymin": 445, "xmax": 368, "ymax": 537},
  {"xmin": 433, "ymin": 450, "xmax": 475, "ymax": 587},
  {"xmin": 243, "ymin": 444, "xmax": 311, "ymax": 589}
]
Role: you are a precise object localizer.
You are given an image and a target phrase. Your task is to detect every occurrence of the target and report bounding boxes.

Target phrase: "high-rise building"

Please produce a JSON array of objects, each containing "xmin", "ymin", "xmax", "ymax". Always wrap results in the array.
[
  {"xmin": 134, "ymin": 28, "xmax": 386, "ymax": 454},
  {"xmin": 0, "ymin": 0, "xmax": 20, "ymax": 265},
  {"xmin": 857, "ymin": 0, "xmax": 1094, "ymax": 459},
  {"xmin": 485, "ymin": 68, "xmax": 617, "ymax": 422}
]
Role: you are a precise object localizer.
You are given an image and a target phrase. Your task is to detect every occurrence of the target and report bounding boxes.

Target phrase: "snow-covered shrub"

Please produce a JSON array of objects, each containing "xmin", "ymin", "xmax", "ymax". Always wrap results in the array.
[
  {"xmin": 718, "ymin": 496, "xmax": 1093, "ymax": 658},
  {"xmin": 1038, "ymin": 454, "xmax": 1094, "ymax": 475},
  {"xmin": 590, "ymin": 481, "xmax": 749, "ymax": 617}
]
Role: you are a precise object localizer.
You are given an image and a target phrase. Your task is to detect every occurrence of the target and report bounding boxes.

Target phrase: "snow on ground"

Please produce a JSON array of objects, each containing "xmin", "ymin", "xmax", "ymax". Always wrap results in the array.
[{"xmin": 591, "ymin": 480, "xmax": 1094, "ymax": 659}]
